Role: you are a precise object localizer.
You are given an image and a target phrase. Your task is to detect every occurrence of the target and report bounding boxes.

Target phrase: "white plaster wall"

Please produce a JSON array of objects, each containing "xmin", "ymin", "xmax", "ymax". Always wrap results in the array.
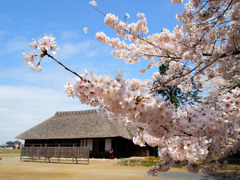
[
  {"xmin": 105, "ymin": 139, "xmax": 111, "ymax": 151},
  {"xmin": 88, "ymin": 139, "xmax": 93, "ymax": 150}
]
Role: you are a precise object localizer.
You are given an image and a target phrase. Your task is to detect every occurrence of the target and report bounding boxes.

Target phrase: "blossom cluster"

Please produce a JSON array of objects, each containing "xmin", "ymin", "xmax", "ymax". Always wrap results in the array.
[
  {"xmin": 87, "ymin": 0, "xmax": 240, "ymax": 93},
  {"xmin": 220, "ymin": 88, "xmax": 240, "ymax": 124},
  {"xmin": 89, "ymin": 0, "xmax": 97, "ymax": 7},
  {"xmin": 22, "ymin": 34, "xmax": 59, "ymax": 71},
  {"xmin": 63, "ymin": 69, "xmax": 239, "ymax": 172},
  {"xmin": 64, "ymin": 69, "xmax": 175, "ymax": 130}
]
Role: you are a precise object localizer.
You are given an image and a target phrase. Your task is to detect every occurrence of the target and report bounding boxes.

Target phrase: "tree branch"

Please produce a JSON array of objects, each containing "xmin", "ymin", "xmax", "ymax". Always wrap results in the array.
[{"xmin": 44, "ymin": 51, "xmax": 83, "ymax": 80}]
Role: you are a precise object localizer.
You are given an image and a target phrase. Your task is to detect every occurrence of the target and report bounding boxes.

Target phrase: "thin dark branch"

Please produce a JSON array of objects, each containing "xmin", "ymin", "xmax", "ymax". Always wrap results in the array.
[
  {"xmin": 93, "ymin": 6, "xmax": 106, "ymax": 16},
  {"xmin": 141, "ymin": 53, "xmax": 182, "ymax": 60},
  {"xmin": 193, "ymin": 2, "xmax": 208, "ymax": 15},
  {"xmin": 199, "ymin": 0, "xmax": 233, "ymax": 41},
  {"xmin": 151, "ymin": 62, "xmax": 203, "ymax": 92},
  {"xmin": 160, "ymin": 125, "xmax": 169, "ymax": 132},
  {"xmin": 45, "ymin": 51, "xmax": 83, "ymax": 80},
  {"xmin": 151, "ymin": 49, "xmax": 240, "ymax": 92}
]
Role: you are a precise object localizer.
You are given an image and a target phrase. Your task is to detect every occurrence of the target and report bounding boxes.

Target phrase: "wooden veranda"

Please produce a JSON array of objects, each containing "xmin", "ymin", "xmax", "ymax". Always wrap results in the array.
[{"xmin": 20, "ymin": 146, "xmax": 89, "ymax": 164}]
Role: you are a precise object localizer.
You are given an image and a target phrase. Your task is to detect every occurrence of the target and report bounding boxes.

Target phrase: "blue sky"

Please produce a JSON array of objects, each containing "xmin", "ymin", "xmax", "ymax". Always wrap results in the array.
[{"xmin": 0, "ymin": 0, "xmax": 185, "ymax": 145}]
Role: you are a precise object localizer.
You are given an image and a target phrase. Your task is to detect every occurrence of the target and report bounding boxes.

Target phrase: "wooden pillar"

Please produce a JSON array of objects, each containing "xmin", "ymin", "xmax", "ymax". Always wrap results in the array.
[
  {"xmin": 87, "ymin": 146, "xmax": 89, "ymax": 165},
  {"xmin": 20, "ymin": 147, "xmax": 23, "ymax": 162},
  {"xmin": 38, "ymin": 144, "xmax": 42, "ymax": 160},
  {"xmin": 31, "ymin": 145, "xmax": 34, "ymax": 162},
  {"xmin": 44, "ymin": 144, "xmax": 47, "ymax": 163},
  {"xmin": 76, "ymin": 147, "xmax": 78, "ymax": 164},
  {"xmin": 72, "ymin": 144, "xmax": 74, "ymax": 164},
  {"xmin": 58, "ymin": 144, "xmax": 60, "ymax": 163}
]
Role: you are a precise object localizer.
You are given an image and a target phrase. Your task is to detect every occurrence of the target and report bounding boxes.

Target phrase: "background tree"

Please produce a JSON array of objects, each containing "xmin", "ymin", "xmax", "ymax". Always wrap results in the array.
[{"xmin": 154, "ymin": 60, "xmax": 202, "ymax": 109}]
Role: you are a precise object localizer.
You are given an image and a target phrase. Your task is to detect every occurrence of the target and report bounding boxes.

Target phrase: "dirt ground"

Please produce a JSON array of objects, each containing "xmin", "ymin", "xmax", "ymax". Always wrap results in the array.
[
  {"xmin": 0, "ymin": 156, "xmax": 166, "ymax": 180},
  {"xmin": 0, "ymin": 154, "xmax": 239, "ymax": 180}
]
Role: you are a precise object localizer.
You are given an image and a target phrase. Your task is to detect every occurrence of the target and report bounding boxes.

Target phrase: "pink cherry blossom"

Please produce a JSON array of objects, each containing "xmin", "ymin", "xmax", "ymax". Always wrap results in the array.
[
  {"xmin": 49, "ymin": 41, "xmax": 59, "ymax": 55},
  {"xmin": 23, "ymin": 0, "xmax": 240, "ymax": 175},
  {"xmin": 29, "ymin": 39, "xmax": 38, "ymax": 50},
  {"xmin": 83, "ymin": 27, "xmax": 88, "ymax": 33},
  {"xmin": 89, "ymin": 0, "xmax": 97, "ymax": 7}
]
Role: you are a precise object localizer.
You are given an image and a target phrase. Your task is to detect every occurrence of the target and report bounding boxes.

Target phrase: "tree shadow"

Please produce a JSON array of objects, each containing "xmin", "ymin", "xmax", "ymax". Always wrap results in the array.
[
  {"xmin": 157, "ymin": 171, "xmax": 240, "ymax": 180},
  {"xmin": 206, "ymin": 173, "xmax": 240, "ymax": 180}
]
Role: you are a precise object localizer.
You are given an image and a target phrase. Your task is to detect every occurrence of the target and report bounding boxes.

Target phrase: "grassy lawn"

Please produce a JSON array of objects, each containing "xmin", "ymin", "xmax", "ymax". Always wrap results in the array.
[{"xmin": 0, "ymin": 149, "xmax": 21, "ymax": 157}]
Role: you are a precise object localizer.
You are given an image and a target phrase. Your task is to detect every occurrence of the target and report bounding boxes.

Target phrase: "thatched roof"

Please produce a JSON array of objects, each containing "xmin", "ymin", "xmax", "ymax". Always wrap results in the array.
[{"xmin": 16, "ymin": 109, "xmax": 132, "ymax": 140}]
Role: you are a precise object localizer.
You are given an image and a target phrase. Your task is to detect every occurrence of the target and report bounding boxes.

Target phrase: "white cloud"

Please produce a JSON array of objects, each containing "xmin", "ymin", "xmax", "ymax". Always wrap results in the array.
[
  {"xmin": 60, "ymin": 30, "xmax": 80, "ymax": 39},
  {"xmin": 0, "ymin": 107, "xmax": 7, "ymax": 112},
  {"xmin": 0, "ymin": 65, "xmax": 78, "ymax": 90},
  {"xmin": 0, "ymin": 36, "xmax": 28, "ymax": 54},
  {"xmin": 56, "ymin": 39, "xmax": 112, "ymax": 60},
  {"xmin": 58, "ymin": 41, "xmax": 91, "ymax": 59},
  {"xmin": 0, "ymin": 85, "xmax": 92, "ymax": 144}
]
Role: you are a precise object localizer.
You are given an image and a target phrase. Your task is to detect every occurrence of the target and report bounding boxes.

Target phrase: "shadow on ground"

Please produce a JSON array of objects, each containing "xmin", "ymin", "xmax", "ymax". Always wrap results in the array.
[{"xmin": 157, "ymin": 172, "xmax": 240, "ymax": 180}]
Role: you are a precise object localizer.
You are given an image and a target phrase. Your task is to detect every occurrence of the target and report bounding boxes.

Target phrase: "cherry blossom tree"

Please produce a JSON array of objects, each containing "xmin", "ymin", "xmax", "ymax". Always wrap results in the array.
[{"xmin": 23, "ymin": 0, "xmax": 240, "ymax": 175}]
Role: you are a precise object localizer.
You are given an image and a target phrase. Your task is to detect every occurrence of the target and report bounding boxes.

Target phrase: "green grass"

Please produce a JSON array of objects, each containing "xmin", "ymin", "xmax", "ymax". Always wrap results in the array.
[
  {"xmin": 121, "ymin": 156, "xmax": 161, "ymax": 167},
  {"xmin": 0, "ymin": 149, "xmax": 21, "ymax": 157}
]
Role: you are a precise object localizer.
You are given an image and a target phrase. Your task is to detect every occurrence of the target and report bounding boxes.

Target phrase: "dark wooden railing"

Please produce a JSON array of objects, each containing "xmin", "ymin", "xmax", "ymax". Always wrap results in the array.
[{"xmin": 20, "ymin": 146, "xmax": 89, "ymax": 164}]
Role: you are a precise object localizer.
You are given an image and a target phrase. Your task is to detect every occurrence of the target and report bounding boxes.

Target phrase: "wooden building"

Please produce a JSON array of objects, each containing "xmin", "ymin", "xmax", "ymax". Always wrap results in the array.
[{"xmin": 16, "ymin": 109, "xmax": 156, "ymax": 158}]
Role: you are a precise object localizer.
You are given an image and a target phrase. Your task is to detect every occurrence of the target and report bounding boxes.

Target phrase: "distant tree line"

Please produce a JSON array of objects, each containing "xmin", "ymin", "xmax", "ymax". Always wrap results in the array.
[{"xmin": 0, "ymin": 140, "xmax": 21, "ymax": 149}]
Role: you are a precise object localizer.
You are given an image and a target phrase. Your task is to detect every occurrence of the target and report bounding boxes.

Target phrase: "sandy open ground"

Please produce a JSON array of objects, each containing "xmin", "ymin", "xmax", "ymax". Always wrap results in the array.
[
  {"xmin": 0, "ymin": 155, "xmax": 163, "ymax": 180},
  {"xmin": 0, "ymin": 153, "xmax": 239, "ymax": 180}
]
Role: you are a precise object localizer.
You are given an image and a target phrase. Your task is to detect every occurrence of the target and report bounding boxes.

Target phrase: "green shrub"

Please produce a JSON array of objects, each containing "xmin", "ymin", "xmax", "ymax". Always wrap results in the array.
[{"xmin": 122, "ymin": 157, "xmax": 161, "ymax": 167}]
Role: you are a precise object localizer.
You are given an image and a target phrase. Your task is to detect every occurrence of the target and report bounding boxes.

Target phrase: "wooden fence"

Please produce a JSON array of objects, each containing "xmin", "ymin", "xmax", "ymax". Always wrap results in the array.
[{"xmin": 20, "ymin": 146, "xmax": 89, "ymax": 164}]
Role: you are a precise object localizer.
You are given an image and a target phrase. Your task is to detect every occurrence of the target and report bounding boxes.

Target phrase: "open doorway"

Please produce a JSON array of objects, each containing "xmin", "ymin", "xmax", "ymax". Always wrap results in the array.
[{"xmin": 93, "ymin": 139, "xmax": 105, "ymax": 153}]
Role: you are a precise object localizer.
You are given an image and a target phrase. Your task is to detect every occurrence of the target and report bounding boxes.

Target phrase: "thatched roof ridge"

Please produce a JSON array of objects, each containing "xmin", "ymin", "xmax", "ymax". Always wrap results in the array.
[
  {"xmin": 16, "ymin": 109, "xmax": 132, "ymax": 140},
  {"xmin": 55, "ymin": 109, "xmax": 97, "ymax": 115}
]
